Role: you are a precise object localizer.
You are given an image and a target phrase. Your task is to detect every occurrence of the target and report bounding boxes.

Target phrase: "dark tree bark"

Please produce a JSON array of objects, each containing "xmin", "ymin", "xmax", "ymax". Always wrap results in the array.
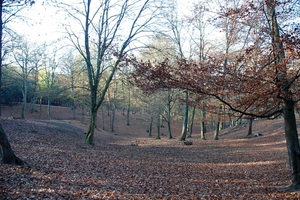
[
  {"xmin": 187, "ymin": 106, "xmax": 196, "ymax": 138},
  {"xmin": 147, "ymin": 116, "xmax": 153, "ymax": 137},
  {"xmin": 213, "ymin": 105, "xmax": 222, "ymax": 140},
  {"xmin": 110, "ymin": 81, "xmax": 117, "ymax": 132},
  {"xmin": 265, "ymin": 0, "xmax": 300, "ymax": 187},
  {"xmin": 283, "ymin": 99, "xmax": 300, "ymax": 186},
  {"xmin": 247, "ymin": 118, "xmax": 254, "ymax": 136},
  {"xmin": 156, "ymin": 114, "xmax": 161, "ymax": 139},
  {"xmin": 126, "ymin": 87, "xmax": 131, "ymax": 126},
  {"xmin": 200, "ymin": 106, "xmax": 206, "ymax": 140},
  {"xmin": 200, "ymin": 121, "xmax": 206, "ymax": 140},
  {"xmin": 0, "ymin": 123, "xmax": 24, "ymax": 165},
  {"xmin": 213, "ymin": 121, "xmax": 220, "ymax": 140},
  {"xmin": 166, "ymin": 91, "xmax": 173, "ymax": 139},
  {"xmin": 179, "ymin": 91, "xmax": 189, "ymax": 141},
  {"xmin": 167, "ymin": 101, "xmax": 173, "ymax": 139}
]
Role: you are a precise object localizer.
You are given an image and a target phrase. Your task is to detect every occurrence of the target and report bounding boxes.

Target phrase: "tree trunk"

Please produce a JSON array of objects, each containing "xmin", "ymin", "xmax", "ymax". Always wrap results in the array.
[
  {"xmin": 47, "ymin": 99, "xmax": 51, "ymax": 120},
  {"xmin": 39, "ymin": 98, "xmax": 42, "ymax": 119},
  {"xmin": 200, "ymin": 121, "xmax": 206, "ymax": 140},
  {"xmin": 166, "ymin": 89, "xmax": 173, "ymax": 139},
  {"xmin": 71, "ymin": 69, "xmax": 76, "ymax": 119},
  {"xmin": 126, "ymin": 87, "xmax": 131, "ymax": 126},
  {"xmin": 101, "ymin": 105, "xmax": 105, "ymax": 130},
  {"xmin": 200, "ymin": 106, "xmax": 206, "ymax": 140},
  {"xmin": 213, "ymin": 121, "xmax": 220, "ymax": 140},
  {"xmin": 247, "ymin": 118, "xmax": 254, "ymax": 136},
  {"xmin": 167, "ymin": 120, "xmax": 172, "ymax": 139},
  {"xmin": 85, "ymin": 109, "xmax": 96, "ymax": 145},
  {"xmin": 283, "ymin": 99, "xmax": 300, "ymax": 186},
  {"xmin": 94, "ymin": 110, "xmax": 98, "ymax": 130},
  {"xmin": 110, "ymin": 82, "xmax": 117, "ymax": 132},
  {"xmin": 147, "ymin": 116, "xmax": 153, "ymax": 137},
  {"xmin": 188, "ymin": 106, "xmax": 196, "ymax": 138},
  {"xmin": 156, "ymin": 114, "xmax": 161, "ymax": 139},
  {"xmin": 0, "ymin": 123, "xmax": 25, "ymax": 165},
  {"xmin": 180, "ymin": 91, "xmax": 189, "ymax": 141},
  {"xmin": 213, "ymin": 105, "xmax": 222, "ymax": 140},
  {"xmin": 110, "ymin": 106, "xmax": 115, "ymax": 132},
  {"xmin": 264, "ymin": 0, "xmax": 300, "ymax": 187}
]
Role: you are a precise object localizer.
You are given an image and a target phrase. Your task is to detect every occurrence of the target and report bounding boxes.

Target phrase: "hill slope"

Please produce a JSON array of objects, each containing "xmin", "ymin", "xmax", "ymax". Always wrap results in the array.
[{"xmin": 0, "ymin": 104, "xmax": 299, "ymax": 199}]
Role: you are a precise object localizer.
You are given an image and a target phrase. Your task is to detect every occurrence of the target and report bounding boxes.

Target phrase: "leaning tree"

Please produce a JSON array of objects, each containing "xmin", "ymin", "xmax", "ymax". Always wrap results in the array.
[{"xmin": 130, "ymin": 0, "xmax": 300, "ymax": 187}]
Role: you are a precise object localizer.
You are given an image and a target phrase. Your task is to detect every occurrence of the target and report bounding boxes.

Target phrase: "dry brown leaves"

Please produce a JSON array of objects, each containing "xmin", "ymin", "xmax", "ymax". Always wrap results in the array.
[{"xmin": 0, "ymin": 105, "xmax": 299, "ymax": 199}]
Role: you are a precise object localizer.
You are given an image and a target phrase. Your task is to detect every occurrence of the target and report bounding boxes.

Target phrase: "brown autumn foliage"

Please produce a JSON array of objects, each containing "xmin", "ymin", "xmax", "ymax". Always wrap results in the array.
[
  {"xmin": 0, "ymin": 104, "xmax": 300, "ymax": 199},
  {"xmin": 129, "ymin": 0, "xmax": 300, "ymax": 118},
  {"xmin": 129, "ymin": 0, "xmax": 300, "ymax": 187}
]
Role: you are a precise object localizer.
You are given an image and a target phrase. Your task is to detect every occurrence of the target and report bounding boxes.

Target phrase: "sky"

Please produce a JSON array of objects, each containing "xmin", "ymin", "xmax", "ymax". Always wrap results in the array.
[
  {"xmin": 6, "ymin": 0, "xmax": 223, "ymax": 61},
  {"xmin": 9, "ymin": 0, "xmax": 198, "ymax": 44},
  {"xmin": 9, "ymin": 1, "xmax": 65, "ymax": 44}
]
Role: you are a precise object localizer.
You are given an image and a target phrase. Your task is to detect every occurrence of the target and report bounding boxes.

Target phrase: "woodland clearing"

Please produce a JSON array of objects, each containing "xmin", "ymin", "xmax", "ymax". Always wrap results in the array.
[{"xmin": 0, "ymin": 104, "xmax": 299, "ymax": 199}]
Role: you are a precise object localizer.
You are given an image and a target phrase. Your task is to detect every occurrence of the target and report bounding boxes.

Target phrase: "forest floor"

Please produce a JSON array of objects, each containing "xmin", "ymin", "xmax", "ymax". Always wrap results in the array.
[{"xmin": 0, "ymin": 104, "xmax": 299, "ymax": 199}]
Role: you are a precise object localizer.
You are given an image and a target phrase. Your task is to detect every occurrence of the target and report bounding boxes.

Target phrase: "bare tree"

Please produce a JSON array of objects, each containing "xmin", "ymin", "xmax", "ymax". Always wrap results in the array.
[
  {"xmin": 38, "ymin": 49, "xmax": 60, "ymax": 120},
  {"xmin": 10, "ymin": 37, "xmax": 44, "ymax": 118},
  {"xmin": 59, "ymin": 0, "xmax": 157, "ymax": 145}
]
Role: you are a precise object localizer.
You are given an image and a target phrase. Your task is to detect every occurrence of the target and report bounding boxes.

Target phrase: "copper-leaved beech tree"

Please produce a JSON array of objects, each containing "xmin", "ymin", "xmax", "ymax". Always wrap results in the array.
[
  {"xmin": 130, "ymin": 0, "xmax": 300, "ymax": 187},
  {"xmin": 0, "ymin": 0, "xmax": 35, "ymax": 165}
]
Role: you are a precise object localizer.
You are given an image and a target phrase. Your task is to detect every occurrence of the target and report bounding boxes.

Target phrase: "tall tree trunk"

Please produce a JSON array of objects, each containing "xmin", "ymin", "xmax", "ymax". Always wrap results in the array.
[
  {"xmin": 126, "ymin": 87, "xmax": 131, "ymax": 126},
  {"xmin": 147, "ymin": 116, "xmax": 153, "ymax": 137},
  {"xmin": 167, "ymin": 89, "xmax": 173, "ymax": 139},
  {"xmin": 71, "ymin": 75, "xmax": 76, "ymax": 119},
  {"xmin": 167, "ymin": 96, "xmax": 173, "ymax": 139},
  {"xmin": 200, "ymin": 121, "xmax": 206, "ymax": 140},
  {"xmin": 264, "ymin": 0, "xmax": 300, "ymax": 187},
  {"xmin": 156, "ymin": 114, "xmax": 161, "ymax": 139},
  {"xmin": 188, "ymin": 106, "xmax": 196, "ymax": 138},
  {"xmin": 85, "ymin": 65, "xmax": 117, "ymax": 145},
  {"xmin": 180, "ymin": 91, "xmax": 189, "ymax": 141},
  {"xmin": 85, "ymin": 88, "xmax": 97, "ymax": 145},
  {"xmin": 85, "ymin": 108, "xmax": 96, "ymax": 145},
  {"xmin": 247, "ymin": 118, "xmax": 254, "ymax": 136},
  {"xmin": 101, "ymin": 105, "xmax": 105, "ymax": 130},
  {"xmin": 39, "ymin": 97, "xmax": 42, "ymax": 119},
  {"xmin": 283, "ymin": 99, "xmax": 300, "ymax": 186},
  {"xmin": 213, "ymin": 121, "xmax": 220, "ymax": 140},
  {"xmin": 213, "ymin": 105, "xmax": 222, "ymax": 140},
  {"xmin": 200, "ymin": 106, "xmax": 206, "ymax": 140},
  {"xmin": 110, "ymin": 82, "xmax": 117, "ymax": 132},
  {"xmin": 94, "ymin": 110, "xmax": 98, "ymax": 130}
]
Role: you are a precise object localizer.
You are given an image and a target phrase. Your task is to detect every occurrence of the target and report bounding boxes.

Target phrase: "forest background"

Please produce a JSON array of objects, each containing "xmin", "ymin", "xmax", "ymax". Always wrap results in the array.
[{"xmin": 0, "ymin": 0, "xmax": 300, "ymax": 198}]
